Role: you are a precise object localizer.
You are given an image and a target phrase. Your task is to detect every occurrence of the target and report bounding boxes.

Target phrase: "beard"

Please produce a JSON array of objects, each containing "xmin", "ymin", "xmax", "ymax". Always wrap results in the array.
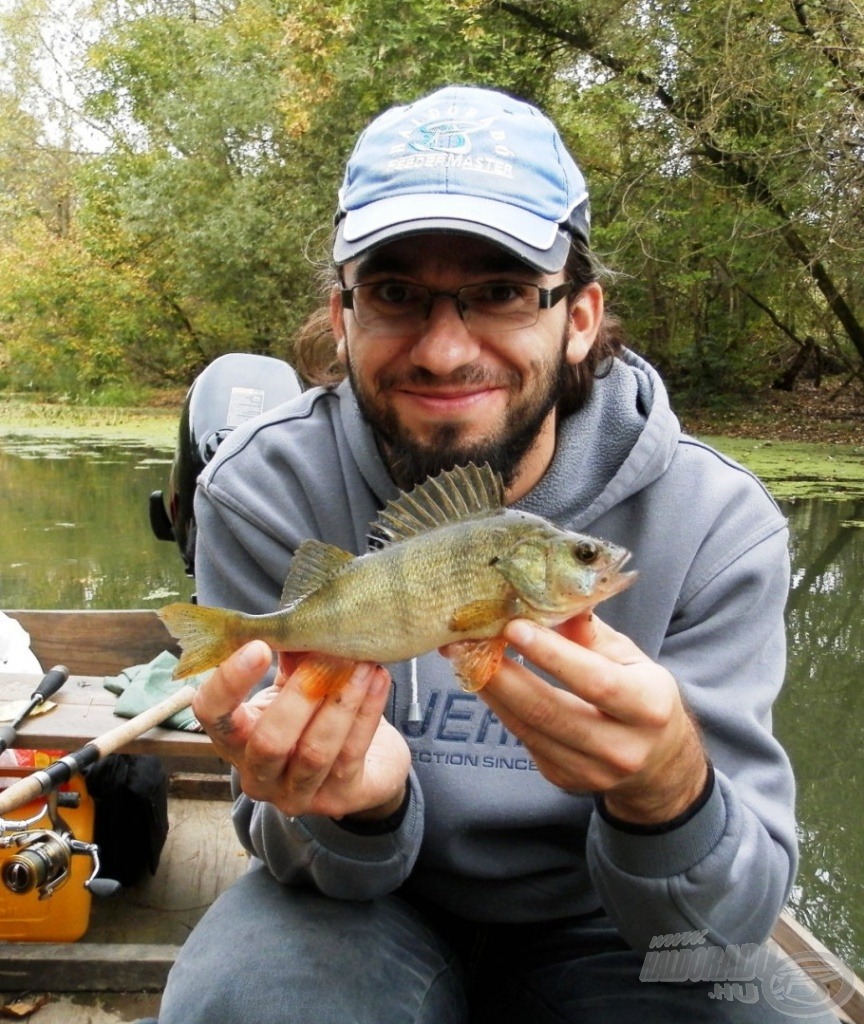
[{"xmin": 346, "ymin": 330, "xmax": 571, "ymax": 492}]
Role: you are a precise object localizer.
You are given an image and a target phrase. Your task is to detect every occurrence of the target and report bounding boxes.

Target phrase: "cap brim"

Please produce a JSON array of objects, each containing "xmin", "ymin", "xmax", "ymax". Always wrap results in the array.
[
  {"xmin": 333, "ymin": 193, "xmax": 576, "ymax": 272},
  {"xmin": 334, "ymin": 219, "xmax": 572, "ymax": 272}
]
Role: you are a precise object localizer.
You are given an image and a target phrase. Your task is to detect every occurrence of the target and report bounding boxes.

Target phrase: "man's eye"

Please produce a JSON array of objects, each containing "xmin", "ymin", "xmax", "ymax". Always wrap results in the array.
[
  {"xmin": 472, "ymin": 282, "xmax": 530, "ymax": 306},
  {"xmin": 373, "ymin": 282, "xmax": 417, "ymax": 305}
]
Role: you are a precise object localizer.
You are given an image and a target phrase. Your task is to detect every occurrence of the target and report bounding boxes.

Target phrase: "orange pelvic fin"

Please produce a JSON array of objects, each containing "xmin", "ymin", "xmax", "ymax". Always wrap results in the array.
[
  {"xmin": 446, "ymin": 637, "xmax": 507, "ymax": 692},
  {"xmin": 294, "ymin": 654, "xmax": 359, "ymax": 701}
]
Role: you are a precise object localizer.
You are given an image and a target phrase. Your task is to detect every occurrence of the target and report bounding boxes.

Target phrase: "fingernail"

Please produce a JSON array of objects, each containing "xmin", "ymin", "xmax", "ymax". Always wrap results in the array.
[
  {"xmin": 238, "ymin": 640, "xmax": 268, "ymax": 671},
  {"xmin": 350, "ymin": 662, "xmax": 375, "ymax": 688},
  {"xmin": 368, "ymin": 667, "xmax": 391, "ymax": 698},
  {"xmin": 506, "ymin": 620, "xmax": 534, "ymax": 646}
]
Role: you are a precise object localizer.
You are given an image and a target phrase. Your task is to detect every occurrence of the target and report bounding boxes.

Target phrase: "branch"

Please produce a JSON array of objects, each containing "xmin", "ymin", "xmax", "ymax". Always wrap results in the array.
[
  {"xmin": 493, "ymin": 0, "xmax": 864, "ymax": 363},
  {"xmin": 791, "ymin": 0, "xmax": 864, "ymax": 105}
]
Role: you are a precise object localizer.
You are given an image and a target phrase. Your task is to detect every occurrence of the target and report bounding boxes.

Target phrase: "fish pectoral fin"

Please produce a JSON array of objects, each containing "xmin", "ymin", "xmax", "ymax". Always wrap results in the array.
[
  {"xmin": 281, "ymin": 540, "xmax": 355, "ymax": 607},
  {"xmin": 446, "ymin": 638, "xmax": 507, "ymax": 693},
  {"xmin": 293, "ymin": 653, "xmax": 359, "ymax": 702},
  {"xmin": 449, "ymin": 599, "xmax": 513, "ymax": 632}
]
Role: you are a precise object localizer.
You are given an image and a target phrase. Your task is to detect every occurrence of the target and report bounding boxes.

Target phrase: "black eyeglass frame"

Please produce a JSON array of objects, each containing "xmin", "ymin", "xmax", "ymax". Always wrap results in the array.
[{"xmin": 339, "ymin": 280, "xmax": 576, "ymax": 330}]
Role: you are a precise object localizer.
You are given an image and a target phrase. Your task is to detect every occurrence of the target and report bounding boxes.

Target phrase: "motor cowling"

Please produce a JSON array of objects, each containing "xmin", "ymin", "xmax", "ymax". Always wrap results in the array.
[{"xmin": 149, "ymin": 353, "xmax": 303, "ymax": 576}]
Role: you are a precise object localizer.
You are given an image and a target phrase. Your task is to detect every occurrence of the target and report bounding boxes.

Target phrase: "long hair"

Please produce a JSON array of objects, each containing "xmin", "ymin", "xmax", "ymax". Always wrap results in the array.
[{"xmin": 293, "ymin": 239, "xmax": 625, "ymax": 413}]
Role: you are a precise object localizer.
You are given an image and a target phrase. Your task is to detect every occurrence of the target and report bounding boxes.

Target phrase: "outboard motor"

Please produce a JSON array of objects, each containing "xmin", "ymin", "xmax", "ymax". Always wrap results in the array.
[{"xmin": 150, "ymin": 353, "xmax": 303, "ymax": 576}]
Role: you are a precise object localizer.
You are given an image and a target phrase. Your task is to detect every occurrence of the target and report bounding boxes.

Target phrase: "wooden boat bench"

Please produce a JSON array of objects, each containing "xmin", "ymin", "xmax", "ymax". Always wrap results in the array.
[
  {"xmin": 2, "ymin": 609, "xmax": 222, "ymax": 771},
  {"xmin": 1, "ymin": 610, "xmax": 862, "ymax": 1021}
]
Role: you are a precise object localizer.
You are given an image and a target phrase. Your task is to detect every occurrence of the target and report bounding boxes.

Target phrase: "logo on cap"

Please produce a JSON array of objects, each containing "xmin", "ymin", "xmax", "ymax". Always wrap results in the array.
[{"xmin": 404, "ymin": 117, "xmax": 494, "ymax": 156}]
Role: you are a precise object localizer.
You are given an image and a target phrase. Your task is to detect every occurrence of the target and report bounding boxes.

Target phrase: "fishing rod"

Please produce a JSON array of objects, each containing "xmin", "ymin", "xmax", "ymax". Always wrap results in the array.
[
  {"xmin": 0, "ymin": 665, "xmax": 69, "ymax": 756},
  {"xmin": 0, "ymin": 680, "xmax": 198, "ymax": 899},
  {"xmin": 0, "ymin": 680, "xmax": 198, "ymax": 817}
]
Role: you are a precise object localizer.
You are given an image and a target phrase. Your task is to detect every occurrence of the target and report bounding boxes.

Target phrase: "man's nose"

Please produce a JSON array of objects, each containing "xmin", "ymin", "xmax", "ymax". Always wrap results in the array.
[{"xmin": 409, "ymin": 294, "xmax": 481, "ymax": 375}]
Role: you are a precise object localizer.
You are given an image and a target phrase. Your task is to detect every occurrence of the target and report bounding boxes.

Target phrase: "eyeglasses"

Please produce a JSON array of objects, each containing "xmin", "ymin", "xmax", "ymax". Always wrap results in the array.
[{"xmin": 339, "ymin": 280, "xmax": 575, "ymax": 334}]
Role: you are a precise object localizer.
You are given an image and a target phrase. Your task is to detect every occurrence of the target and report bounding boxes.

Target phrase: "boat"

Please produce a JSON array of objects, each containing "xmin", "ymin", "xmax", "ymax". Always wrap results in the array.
[{"xmin": 1, "ymin": 607, "xmax": 862, "ymax": 1023}]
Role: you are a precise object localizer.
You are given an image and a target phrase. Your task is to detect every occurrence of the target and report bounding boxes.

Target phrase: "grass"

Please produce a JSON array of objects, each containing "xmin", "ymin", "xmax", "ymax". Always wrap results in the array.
[{"xmin": 0, "ymin": 398, "xmax": 183, "ymax": 449}]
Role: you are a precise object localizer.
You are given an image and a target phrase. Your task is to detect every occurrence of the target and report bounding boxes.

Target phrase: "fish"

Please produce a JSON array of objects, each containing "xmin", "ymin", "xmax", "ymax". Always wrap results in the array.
[{"xmin": 157, "ymin": 463, "xmax": 637, "ymax": 697}]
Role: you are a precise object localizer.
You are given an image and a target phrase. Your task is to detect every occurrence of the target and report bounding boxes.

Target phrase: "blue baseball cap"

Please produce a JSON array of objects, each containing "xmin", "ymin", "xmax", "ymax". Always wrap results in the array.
[{"xmin": 333, "ymin": 85, "xmax": 590, "ymax": 272}]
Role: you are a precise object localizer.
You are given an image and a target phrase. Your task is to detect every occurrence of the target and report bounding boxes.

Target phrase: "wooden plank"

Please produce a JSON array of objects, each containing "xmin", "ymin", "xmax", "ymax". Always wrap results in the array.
[
  {"xmin": 0, "ymin": 672, "xmax": 214, "ymax": 759},
  {"xmin": 168, "ymin": 771, "xmax": 233, "ymax": 801},
  {"xmin": 6, "ymin": 609, "xmax": 178, "ymax": 677},
  {"xmin": 772, "ymin": 912, "xmax": 864, "ymax": 1024},
  {"xmin": 0, "ymin": 942, "xmax": 180, "ymax": 991}
]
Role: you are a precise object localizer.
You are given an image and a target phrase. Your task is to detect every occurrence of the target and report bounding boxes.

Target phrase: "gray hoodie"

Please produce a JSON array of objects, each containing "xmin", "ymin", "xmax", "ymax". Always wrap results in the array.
[{"xmin": 193, "ymin": 349, "xmax": 795, "ymax": 953}]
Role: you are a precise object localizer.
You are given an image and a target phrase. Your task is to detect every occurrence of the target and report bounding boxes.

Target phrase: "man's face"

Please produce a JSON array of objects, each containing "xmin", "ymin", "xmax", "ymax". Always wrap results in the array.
[{"xmin": 331, "ymin": 234, "xmax": 601, "ymax": 493}]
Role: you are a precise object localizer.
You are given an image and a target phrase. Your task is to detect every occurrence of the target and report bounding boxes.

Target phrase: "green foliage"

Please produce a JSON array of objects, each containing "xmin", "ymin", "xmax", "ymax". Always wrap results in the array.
[
  {"xmin": 486, "ymin": 0, "xmax": 864, "ymax": 397},
  {"xmin": 0, "ymin": 0, "xmax": 862, "ymax": 401},
  {"xmin": 0, "ymin": 219, "xmax": 178, "ymax": 396}
]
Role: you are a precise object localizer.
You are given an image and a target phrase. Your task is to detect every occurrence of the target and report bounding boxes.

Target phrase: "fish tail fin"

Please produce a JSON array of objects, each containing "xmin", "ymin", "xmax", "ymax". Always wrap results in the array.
[
  {"xmin": 158, "ymin": 603, "xmax": 247, "ymax": 679},
  {"xmin": 294, "ymin": 654, "xmax": 358, "ymax": 702}
]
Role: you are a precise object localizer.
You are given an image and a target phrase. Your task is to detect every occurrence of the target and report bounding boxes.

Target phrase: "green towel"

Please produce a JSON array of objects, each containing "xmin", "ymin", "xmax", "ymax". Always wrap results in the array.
[{"xmin": 104, "ymin": 651, "xmax": 204, "ymax": 732}]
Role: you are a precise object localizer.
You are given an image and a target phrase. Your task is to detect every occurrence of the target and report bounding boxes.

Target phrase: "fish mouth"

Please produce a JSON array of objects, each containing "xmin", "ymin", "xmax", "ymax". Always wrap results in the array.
[
  {"xmin": 598, "ymin": 549, "xmax": 637, "ymax": 593},
  {"xmin": 609, "ymin": 549, "xmax": 631, "ymax": 573}
]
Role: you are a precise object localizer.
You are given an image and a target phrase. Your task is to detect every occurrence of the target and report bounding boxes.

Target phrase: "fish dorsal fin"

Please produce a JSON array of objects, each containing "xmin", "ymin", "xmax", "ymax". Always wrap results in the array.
[
  {"xmin": 280, "ymin": 539, "xmax": 355, "ymax": 606},
  {"xmin": 370, "ymin": 463, "xmax": 504, "ymax": 546}
]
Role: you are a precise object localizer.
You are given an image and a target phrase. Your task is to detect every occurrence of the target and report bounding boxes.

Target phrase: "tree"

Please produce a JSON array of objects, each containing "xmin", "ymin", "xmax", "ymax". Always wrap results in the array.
[
  {"xmin": 2, "ymin": 0, "xmax": 863, "ymax": 400},
  {"xmin": 488, "ymin": 0, "xmax": 864, "ymax": 394}
]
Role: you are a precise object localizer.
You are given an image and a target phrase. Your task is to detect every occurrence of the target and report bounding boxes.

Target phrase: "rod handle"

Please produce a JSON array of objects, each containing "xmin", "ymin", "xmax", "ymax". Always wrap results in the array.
[
  {"xmin": 0, "ymin": 725, "xmax": 17, "ymax": 756},
  {"xmin": 32, "ymin": 665, "xmax": 70, "ymax": 702},
  {"xmin": 0, "ymin": 770, "xmax": 47, "ymax": 815}
]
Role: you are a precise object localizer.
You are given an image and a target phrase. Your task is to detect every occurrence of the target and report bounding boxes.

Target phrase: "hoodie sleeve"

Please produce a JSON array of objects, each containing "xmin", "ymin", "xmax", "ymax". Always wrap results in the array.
[
  {"xmin": 586, "ymin": 520, "xmax": 796, "ymax": 952},
  {"xmin": 231, "ymin": 771, "xmax": 424, "ymax": 899},
  {"xmin": 192, "ymin": 444, "xmax": 425, "ymax": 901}
]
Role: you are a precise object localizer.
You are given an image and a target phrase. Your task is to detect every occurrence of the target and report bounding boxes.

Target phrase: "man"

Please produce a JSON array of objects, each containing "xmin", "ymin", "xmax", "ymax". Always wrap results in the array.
[{"xmin": 151, "ymin": 86, "xmax": 824, "ymax": 1024}]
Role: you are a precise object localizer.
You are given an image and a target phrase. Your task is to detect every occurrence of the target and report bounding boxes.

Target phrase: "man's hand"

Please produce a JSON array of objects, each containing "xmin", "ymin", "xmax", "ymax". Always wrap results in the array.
[
  {"xmin": 478, "ymin": 614, "xmax": 709, "ymax": 825},
  {"xmin": 191, "ymin": 641, "xmax": 411, "ymax": 822}
]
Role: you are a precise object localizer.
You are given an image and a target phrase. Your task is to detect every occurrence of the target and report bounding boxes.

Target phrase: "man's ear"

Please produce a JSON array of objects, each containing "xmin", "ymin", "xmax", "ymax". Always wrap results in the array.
[
  {"xmin": 330, "ymin": 285, "xmax": 347, "ymax": 364},
  {"xmin": 565, "ymin": 281, "xmax": 604, "ymax": 366}
]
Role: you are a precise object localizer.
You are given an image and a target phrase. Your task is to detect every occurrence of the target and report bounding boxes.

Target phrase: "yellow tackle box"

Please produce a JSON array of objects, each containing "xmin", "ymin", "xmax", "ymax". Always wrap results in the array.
[{"xmin": 0, "ymin": 750, "xmax": 95, "ymax": 942}]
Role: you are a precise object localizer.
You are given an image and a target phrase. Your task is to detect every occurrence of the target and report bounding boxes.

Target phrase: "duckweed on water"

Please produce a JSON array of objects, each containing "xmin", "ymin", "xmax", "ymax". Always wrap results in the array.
[
  {"xmin": 0, "ymin": 399, "xmax": 181, "ymax": 450},
  {"xmin": 2, "ymin": 400, "xmax": 861, "ymax": 501},
  {"xmin": 695, "ymin": 436, "xmax": 864, "ymax": 502}
]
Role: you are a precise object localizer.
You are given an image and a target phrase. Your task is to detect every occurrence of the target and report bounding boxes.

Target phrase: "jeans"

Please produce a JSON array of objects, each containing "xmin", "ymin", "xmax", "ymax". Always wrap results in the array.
[{"xmin": 154, "ymin": 865, "xmax": 840, "ymax": 1024}]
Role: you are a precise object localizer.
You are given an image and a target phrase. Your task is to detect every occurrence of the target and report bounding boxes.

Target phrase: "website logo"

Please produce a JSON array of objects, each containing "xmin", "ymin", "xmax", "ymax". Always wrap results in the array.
[{"xmin": 641, "ymin": 935, "xmax": 857, "ymax": 1018}]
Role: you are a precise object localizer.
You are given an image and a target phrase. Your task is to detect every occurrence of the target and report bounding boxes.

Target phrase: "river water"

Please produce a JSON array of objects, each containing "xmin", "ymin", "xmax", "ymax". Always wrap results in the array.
[{"xmin": 1, "ymin": 434, "xmax": 862, "ymax": 970}]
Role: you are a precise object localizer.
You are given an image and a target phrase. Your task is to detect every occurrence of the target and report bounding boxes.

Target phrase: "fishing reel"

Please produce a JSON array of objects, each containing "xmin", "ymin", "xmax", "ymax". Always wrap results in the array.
[{"xmin": 0, "ymin": 791, "xmax": 120, "ymax": 901}]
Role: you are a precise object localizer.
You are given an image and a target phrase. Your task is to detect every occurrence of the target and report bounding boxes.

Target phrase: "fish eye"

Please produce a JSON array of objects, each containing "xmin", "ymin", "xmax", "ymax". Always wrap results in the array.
[{"xmin": 573, "ymin": 541, "xmax": 599, "ymax": 565}]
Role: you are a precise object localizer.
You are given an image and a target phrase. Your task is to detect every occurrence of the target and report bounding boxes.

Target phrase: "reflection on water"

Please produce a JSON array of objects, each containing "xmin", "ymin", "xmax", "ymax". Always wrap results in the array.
[
  {"xmin": 0, "ymin": 436, "xmax": 862, "ymax": 969},
  {"xmin": 0, "ymin": 434, "xmax": 194, "ymax": 609},
  {"xmin": 778, "ymin": 497, "xmax": 864, "ymax": 972}
]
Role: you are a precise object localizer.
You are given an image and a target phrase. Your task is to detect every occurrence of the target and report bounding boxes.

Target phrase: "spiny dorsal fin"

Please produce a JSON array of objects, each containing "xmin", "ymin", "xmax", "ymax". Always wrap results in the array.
[
  {"xmin": 281, "ymin": 539, "xmax": 355, "ymax": 607},
  {"xmin": 370, "ymin": 463, "xmax": 504, "ymax": 546}
]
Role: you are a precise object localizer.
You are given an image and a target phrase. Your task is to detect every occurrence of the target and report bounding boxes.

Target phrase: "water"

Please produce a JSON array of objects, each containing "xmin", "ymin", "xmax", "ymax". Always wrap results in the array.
[
  {"xmin": 1, "ymin": 434, "xmax": 862, "ymax": 970},
  {"xmin": 0, "ymin": 434, "xmax": 194, "ymax": 609},
  {"xmin": 778, "ymin": 497, "xmax": 864, "ymax": 972}
]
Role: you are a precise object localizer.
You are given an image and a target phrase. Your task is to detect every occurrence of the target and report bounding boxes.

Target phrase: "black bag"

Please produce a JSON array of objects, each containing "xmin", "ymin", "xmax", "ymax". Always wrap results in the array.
[{"xmin": 83, "ymin": 754, "xmax": 169, "ymax": 887}]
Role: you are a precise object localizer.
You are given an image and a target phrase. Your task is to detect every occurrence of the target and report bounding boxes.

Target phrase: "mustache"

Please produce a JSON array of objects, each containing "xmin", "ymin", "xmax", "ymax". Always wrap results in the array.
[{"xmin": 376, "ymin": 365, "xmax": 520, "ymax": 392}]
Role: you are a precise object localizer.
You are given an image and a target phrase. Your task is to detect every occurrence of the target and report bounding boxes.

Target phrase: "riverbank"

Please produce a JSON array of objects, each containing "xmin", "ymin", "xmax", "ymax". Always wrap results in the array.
[
  {"xmin": 0, "ymin": 397, "xmax": 182, "ymax": 448},
  {"xmin": 676, "ymin": 379, "xmax": 864, "ymax": 501},
  {"xmin": 2, "ymin": 379, "xmax": 863, "ymax": 501}
]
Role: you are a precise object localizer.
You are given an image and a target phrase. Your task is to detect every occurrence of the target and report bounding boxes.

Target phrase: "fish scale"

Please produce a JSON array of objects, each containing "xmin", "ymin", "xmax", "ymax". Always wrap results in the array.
[{"xmin": 158, "ymin": 463, "xmax": 636, "ymax": 695}]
